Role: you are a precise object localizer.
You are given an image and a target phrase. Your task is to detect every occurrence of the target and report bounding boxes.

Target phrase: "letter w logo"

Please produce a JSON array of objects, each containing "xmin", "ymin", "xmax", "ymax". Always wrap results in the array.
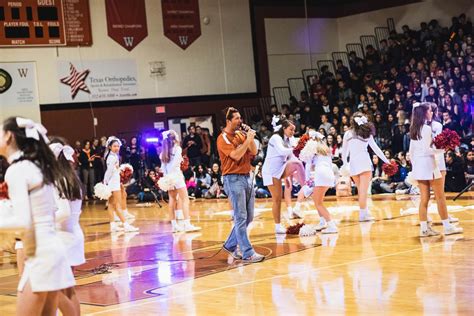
[
  {"xmin": 17, "ymin": 68, "xmax": 28, "ymax": 77},
  {"xmin": 123, "ymin": 37, "xmax": 134, "ymax": 47},
  {"xmin": 179, "ymin": 36, "xmax": 188, "ymax": 46}
]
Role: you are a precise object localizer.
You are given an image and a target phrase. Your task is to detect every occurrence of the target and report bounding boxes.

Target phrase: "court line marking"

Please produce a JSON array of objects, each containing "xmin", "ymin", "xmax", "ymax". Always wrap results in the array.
[{"xmin": 86, "ymin": 241, "xmax": 452, "ymax": 315}]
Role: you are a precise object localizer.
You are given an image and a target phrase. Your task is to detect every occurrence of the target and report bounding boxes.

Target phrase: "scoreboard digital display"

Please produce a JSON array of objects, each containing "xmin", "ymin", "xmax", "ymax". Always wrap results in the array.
[{"xmin": 0, "ymin": 0, "xmax": 67, "ymax": 46}]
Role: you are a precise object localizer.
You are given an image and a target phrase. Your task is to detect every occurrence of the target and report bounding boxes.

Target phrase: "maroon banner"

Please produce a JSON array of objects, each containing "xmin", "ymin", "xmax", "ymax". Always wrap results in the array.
[
  {"xmin": 105, "ymin": 0, "xmax": 148, "ymax": 51},
  {"xmin": 64, "ymin": 0, "xmax": 93, "ymax": 46},
  {"xmin": 162, "ymin": 0, "xmax": 201, "ymax": 50}
]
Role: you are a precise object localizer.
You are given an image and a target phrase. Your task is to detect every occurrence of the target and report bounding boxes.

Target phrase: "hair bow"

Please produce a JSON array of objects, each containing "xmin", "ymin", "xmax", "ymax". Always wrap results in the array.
[
  {"xmin": 106, "ymin": 136, "xmax": 122, "ymax": 148},
  {"xmin": 49, "ymin": 143, "xmax": 75, "ymax": 162},
  {"xmin": 308, "ymin": 130, "xmax": 325, "ymax": 140},
  {"xmin": 162, "ymin": 130, "xmax": 171, "ymax": 140},
  {"xmin": 16, "ymin": 117, "xmax": 49, "ymax": 143},
  {"xmin": 354, "ymin": 116, "xmax": 368, "ymax": 126},
  {"xmin": 272, "ymin": 115, "xmax": 282, "ymax": 132},
  {"xmin": 412, "ymin": 102, "xmax": 422, "ymax": 109}
]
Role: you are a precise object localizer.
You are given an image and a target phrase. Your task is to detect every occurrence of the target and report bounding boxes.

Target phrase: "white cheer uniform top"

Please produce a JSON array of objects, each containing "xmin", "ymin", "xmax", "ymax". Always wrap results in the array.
[
  {"xmin": 312, "ymin": 154, "xmax": 336, "ymax": 187},
  {"xmin": 342, "ymin": 130, "xmax": 389, "ymax": 176},
  {"xmin": 160, "ymin": 144, "xmax": 186, "ymax": 190},
  {"xmin": 430, "ymin": 120, "xmax": 446, "ymax": 171},
  {"xmin": 0, "ymin": 151, "xmax": 75, "ymax": 292},
  {"xmin": 104, "ymin": 152, "xmax": 121, "ymax": 191},
  {"xmin": 262, "ymin": 134, "xmax": 295, "ymax": 186},
  {"xmin": 409, "ymin": 124, "xmax": 442, "ymax": 180}
]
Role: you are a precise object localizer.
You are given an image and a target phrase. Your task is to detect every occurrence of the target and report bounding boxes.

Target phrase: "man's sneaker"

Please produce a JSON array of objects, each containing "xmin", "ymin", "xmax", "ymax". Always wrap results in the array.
[
  {"xmin": 420, "ymin": 226, "xmax": 440, "ymax": 237},
  {"xmin": 183, "ymin": 222, "xmax": 201, "ymax": 232},
  {"xmin": 242, "ymin": 252, "xmax": 265, "ymax": 263},
  {"xmin": 321, "ymin": 226, "xmax": 338, "ymax": 234},
  {"xmin": 222, "ymin": 246, "xmax": 242, "ymax": 260},
  {"xmin": 359, "ymin": 213, "xmax": 375, "ymax": 222},
  {"xmin": 123, "ymin": 222, "xmax": 139, "ymax": 233},
  {"xmin": 444, "ymin": 225, "xmax": 463, "ymax": 236},
  {"xmin": 448, "ymin": 215, "xmax": 459, "ymax": 223}
]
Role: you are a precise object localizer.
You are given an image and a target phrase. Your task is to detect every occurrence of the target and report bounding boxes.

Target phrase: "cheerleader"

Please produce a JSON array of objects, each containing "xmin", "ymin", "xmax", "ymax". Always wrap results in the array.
[
  {"xmin": 49, "ymin": 138, "xmax": 84, "ymax": 316},
  {"xmin": 262, "ymin": 117, "xmax": 305, "ymax": 234},
  {"xmin": 104, "ymin": 137, "xmax": 139, "ymax": 233},
  {"xmin": 408, "ymin": 102, "xmax": 463, "ymax": 236},
  {"xmin": 342, "ymin": 112, "xmax": 389, "ymax": 221},
  {"xmin": 428, "ymin": 103, "xmax": 459, "ymax": 224},
  {"xmin": 0, "ymin": 117, "xmax": 75, "ymax": 315},
  {"xmin": 307, "ymin": 132, "xmax": 338, "ymax": 233},
  {"xmin": 160, "ymin": 130, "xmax": 201, "ymax": 233}
]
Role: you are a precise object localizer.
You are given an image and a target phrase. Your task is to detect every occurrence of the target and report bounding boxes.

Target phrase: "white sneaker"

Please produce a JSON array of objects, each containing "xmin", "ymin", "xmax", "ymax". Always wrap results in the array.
[
  {"xmin": 275, "ymin": 224, "xmax": 287, "ymax": 234},
  {"xmin": 172, "ymin": 221, "xmax": 184, "ymax": 233},
  {"xmin": 183, "ymin": 222, "xmax": 201, "ymax": 232},
  {"xmin": 123, "ymin": 222, "xmax": 139, "ymax": 233},
  {"xmin": 395, "ymin": 189, "xmax": 408, "ymax": 195},
  {"xmin": 448, "ymin": 215, "xmax": 459, "ymax": 223},
  {"xmin": 291, "ymin": 208, "xmax": 304, "ymax": 219},
  {"xmin": 359, "ymin": 212, "xmax": 375, "ymax": 222},
  {"xmin": 114, "ymin": 214, "xmax": 120, "ymax": 222},
  {"xmin": 124, "ymin": 211, "xmax": 136, "ymax": 220},
  {"xmin": 444, "ymin": 225, "xmax": 463, "ymax": 236},
  {"xmin": 110, "ymin": 222, "xmax": 123, "ymax": 233},
  {"xmin": 314, "ymin": 223, "xmax": 327, "ymax": 231},
  {"xmin": 321, "ymin": 226, "xmax": 338, "ymax": 234},
  {"xmin": 427, "ymin": 215, "xmax": 433, "ymax": 224},
  {"xmin": 419, "ymin": 226, "xmax": 440, "ymax": 237}
]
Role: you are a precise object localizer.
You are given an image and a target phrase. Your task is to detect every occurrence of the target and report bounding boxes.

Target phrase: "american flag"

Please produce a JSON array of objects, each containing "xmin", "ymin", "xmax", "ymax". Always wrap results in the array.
[{"xmin": 60, "ymin": 63, "xmax": 90, "ymax": 99}]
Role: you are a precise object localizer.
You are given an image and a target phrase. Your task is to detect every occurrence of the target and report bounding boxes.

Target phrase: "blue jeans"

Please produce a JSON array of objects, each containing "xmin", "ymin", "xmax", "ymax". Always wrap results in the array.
[{"xmin": 223, "ymin": 174, "xmax": 255, "ymax": 259}]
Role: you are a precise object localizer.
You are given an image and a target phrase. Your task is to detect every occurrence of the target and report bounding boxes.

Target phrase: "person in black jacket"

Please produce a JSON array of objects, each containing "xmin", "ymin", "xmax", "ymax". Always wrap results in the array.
[
  {"xmin": 445, "ymin": 151, "xmax": 466, "ymax": 192},
  {"xmin": 182, "ymin": 125, "xmax": 202, "ymax": 167}
]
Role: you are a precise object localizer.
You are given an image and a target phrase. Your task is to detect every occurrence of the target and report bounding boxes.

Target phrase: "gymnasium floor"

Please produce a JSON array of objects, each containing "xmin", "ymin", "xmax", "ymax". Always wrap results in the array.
[{"xmin": 0, "ymin": 192, "xmax": 473, "ymax": 315}]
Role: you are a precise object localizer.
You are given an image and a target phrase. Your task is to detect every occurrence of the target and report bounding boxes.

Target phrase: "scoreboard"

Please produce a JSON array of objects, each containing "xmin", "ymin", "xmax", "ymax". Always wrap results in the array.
[{"xmin": 0, "ymin": 0, "xmax": 92, "ymax": 47}]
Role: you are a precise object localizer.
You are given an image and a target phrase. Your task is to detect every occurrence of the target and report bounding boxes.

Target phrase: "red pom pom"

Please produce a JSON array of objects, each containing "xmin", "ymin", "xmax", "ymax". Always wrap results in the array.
[
  {"xmin": 0, "ymin": 182, "xmax": 9, "ymax": 200},
  {"xmin": 120, "ymin": 166, "xmax": 134, "ymax": 184},
  {"xmin": 293, "ymin": 134, "xmax": 309, "ymax": 158},
  {"xmin": 181, "ymin": 155, "xmax": 190, "ymax": 171},
  {"xmin": 286, "ymin": 222, "xmax": 305, "ymax": 235},
  {"xmin": 382, "ymin": 161, "xmax": 399, "ymax": 177},
  {"xmin": 433, "ymin": 129, "xmax": 460, "ymax": 151}
]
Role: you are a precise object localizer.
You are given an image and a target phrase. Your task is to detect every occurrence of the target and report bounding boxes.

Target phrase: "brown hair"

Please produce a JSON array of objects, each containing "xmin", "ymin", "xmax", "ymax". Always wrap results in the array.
[
  {"xmin": 410, "ymin": 103, "xmax": 430, "ymax": 140},
  {"xmin": 350, "ymin": 112, "xmax": 375, "ymax": 139},
  {"xmin": 161, "ymin": 131, "xmax": 178, "ymax": 164},
  {"xmin": 275, "ymin": 116, "xmax": 295, "ymax": 138},
  {"xmin": 224, "ymin": 106, "xmax": 239, "ymax": 122}
]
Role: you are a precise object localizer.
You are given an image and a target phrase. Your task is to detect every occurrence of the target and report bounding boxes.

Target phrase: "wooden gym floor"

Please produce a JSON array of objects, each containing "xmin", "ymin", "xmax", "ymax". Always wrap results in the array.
[{"xmin": 0, "ymin": 192, "xmax": 473, "ymax": 315}]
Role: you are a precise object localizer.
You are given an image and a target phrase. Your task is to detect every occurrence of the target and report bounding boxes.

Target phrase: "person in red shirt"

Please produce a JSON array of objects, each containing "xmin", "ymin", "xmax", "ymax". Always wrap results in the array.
[{"xmin": 217, "ymin": 107, "xmax": 264, "ymax": 263}]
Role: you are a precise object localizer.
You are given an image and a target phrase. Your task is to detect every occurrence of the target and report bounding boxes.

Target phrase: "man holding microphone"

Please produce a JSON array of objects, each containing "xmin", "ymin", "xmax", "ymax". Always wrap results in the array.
[{"xmin": 217, "ymin": 107, "xmax": 265, "ymax": 263}]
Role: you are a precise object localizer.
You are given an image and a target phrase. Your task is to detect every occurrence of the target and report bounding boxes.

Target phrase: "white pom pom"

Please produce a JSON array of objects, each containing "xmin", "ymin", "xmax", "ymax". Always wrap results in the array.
[
  {"xmin": 299, "ymin": 224, "xmax": 319, "ymax": 236},
  {"xmin": 157, "ymin": 173, "xmax": 179, "ymax": 192},
  {"xmin": 340, "ymin": 164, "xmax": 350, "ymax": 177},
  {"xmin": 406, "ymin": 172, "xmax": 418, "ymax": 187},
  {"xmin": 94, "ymin": 183, "xmax": 112, "ymax": 200},
  {"xmin": 299, "ymin": 139, "xmax": 318, "ymax": 162}
]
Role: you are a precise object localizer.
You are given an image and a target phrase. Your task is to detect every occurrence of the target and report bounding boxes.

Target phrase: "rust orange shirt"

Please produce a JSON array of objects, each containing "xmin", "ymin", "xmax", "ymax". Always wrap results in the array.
[{"xmin": 217, "ymin": 130, "xmax": 252, "ymax": 175}]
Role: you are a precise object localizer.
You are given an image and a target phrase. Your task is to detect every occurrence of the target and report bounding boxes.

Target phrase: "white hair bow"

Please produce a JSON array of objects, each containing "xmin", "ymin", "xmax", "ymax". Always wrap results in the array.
[
  {"xmin": 412, "ymin": 102, "xmax": 422, "ymax": 109},
  {"xmin": 308, "ymin": 130, "xmax": 325, "ymax": 140},
  {"xmin": 16, "ymin": 117, "xmax": 49, "ymax": 143},
  {"xmin": 49, "ymin": 143, "xmax": 75, "ymax": 162},
  {"xmin": 272, "ymin": 115, "xmax": 282, "ymax": 132},
  {"xmin": 106, "ymin": 136, "xmax": 122, "ymax": 148},
  {"xmin": 354, "ymin": 116, "xmax": 368, "ymax": 126},
  {"xmin": 162, "ymin": 130, "xmax": 171, "ymax": 140}
]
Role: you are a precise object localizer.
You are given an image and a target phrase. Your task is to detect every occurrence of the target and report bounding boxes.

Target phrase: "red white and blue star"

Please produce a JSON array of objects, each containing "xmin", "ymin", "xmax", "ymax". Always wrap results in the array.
[{"xmin": 60, "ymin": 63, "xmax": 90, "ymax": 99}]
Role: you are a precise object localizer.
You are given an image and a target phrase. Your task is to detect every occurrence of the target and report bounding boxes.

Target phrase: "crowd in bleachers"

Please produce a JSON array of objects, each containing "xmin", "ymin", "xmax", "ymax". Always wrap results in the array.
[{"xmin": 71, "ymin": 14, "xmax": 473, "ymax": 200}]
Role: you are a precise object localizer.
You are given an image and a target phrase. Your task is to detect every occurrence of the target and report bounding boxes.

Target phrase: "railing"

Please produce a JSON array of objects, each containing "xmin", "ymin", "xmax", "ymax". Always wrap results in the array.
[
  {"xmin": 332, "ymin": 51, "xmax": 350, "ymax": 69},
  {"xmin": 346, "ymin": 43, "xmax": 364, "ymax": 59},
  {"xmin": 272, "ymin": 87, "xmax": 291, "ymax": 108},
  {"xmin": 360, "ymin": 35, "xmax": 378, "ymax": 54},
  {"xmin": 287, "ymin": 78, "xmax": 306, "ymax": 98}
]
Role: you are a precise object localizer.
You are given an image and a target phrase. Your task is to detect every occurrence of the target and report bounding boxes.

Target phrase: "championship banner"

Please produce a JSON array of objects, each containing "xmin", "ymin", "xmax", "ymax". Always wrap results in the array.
[
  {"xmin": 64, "ymin": 0, "xmax": 92, "ymax": 46},
  {"xmin": 58, "ymin": 59, "xmax": 138, "ymax": 102},
  {"xmin": 162, "ymin": 0, "xmax": 201, "ymax": 50},
  {"xmin": 0, "ymin": 62, "xmax": 40, "ymax": 121},
  {"xmin": 105, "ymin": 0, "xmax": 148, "ymax": 51}
]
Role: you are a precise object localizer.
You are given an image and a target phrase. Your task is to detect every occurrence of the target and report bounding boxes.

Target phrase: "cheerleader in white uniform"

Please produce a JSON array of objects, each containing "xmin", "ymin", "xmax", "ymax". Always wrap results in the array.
[
  {"xmin": 0, "ymin": 117, "xmax": 75, "ymax": 315},
  {"xmin": 341, "ymin": 112, "xmax": 389, "ymax": 221},
  {"xmin": 408, "ymin": 102, "xmax": 463, "ymax": 237},
  {"xmin": 428, "ymin": 103, "xmax": 458, "ymax": 223},
  {"xmin": 160, "ymin": 130, "xmax": 201, "ymax": 233},
  {"xmin": 262, "ymin": 117, "xmax": 305, "ymax": 234},
  {"xmin": 104, "ymin": 137, "xmax": 139, "ymax": 233},
  {"xmin": 309, "ymin": 133, "xmax": 338, "ymax": 233}
]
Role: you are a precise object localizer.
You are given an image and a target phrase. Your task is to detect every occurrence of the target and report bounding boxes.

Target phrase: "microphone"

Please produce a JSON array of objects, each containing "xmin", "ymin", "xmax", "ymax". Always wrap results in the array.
[{"xmin": 240, "ymin": 123, "xmax": 255, "ymax": 134}]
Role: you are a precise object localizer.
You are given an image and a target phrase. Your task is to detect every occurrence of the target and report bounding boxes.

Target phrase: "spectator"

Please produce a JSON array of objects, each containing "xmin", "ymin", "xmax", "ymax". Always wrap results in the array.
[
  {"xmin": 78, "ymin": 140, "xmax": 95, "ymax": 200},
  {"xmin": 319, "ymin": 114, "xmax": 332, "ymax": 134},
  {"xmin": 182, "ymin": 125, "xmax": 203, "ymax": 166},
  {"xmin": 445, "ymin": 151, "xmax": 466, "ymax": 192}
]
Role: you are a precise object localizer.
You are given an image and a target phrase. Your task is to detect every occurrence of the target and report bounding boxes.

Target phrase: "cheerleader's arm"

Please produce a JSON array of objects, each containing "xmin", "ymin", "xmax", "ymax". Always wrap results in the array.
[
  {"xmin": 103, "ymin": 156, "xmax": 117, "ymax": 184},
  {"xmin": 270, "ymin": 135, "xmax": 293, "ymax": 156},
  {"xmin": 422, "ymin": 125, "xmax": 443, "ymax": 156},
  {"xmin": 341, "ymin": 131, "xmax": 350, "ymax": 165},
  {"xmin": 0, "ymin": 168, "xmax": 32, "ymax": 232},
  {"xmin": 54, "ymin": 187, "xmax": 71, "ymax": 224},
  {"xmin": 368, "ymin": 135, "xmax": 390, "ymax": 164},
  {"xmin": 169, "ymin": 146, "xmax": 183, "ymax": 172}
]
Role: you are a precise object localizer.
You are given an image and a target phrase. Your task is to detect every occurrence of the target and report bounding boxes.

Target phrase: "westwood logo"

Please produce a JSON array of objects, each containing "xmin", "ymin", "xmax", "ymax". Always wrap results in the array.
[{"xmin": 60, "ymin": 63, "xmax": 90, "ymax": 99}]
